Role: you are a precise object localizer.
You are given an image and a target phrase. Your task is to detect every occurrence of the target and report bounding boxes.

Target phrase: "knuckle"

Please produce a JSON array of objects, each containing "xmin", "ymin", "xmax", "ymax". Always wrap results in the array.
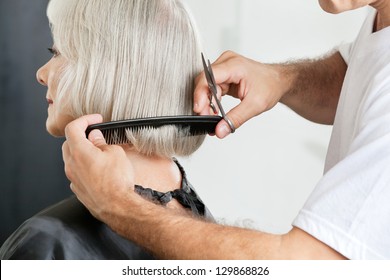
[
  {"xmin": 216, "ymin": 50, "xmax": 236, "ymax": 63},
  {"xmin": 61, "ymin": 142, "xmax": 67, "ymax": 153},
  {"xmin": 231, "ymin": 55, "xmax": 246, "ymax": 68},
  {"xmin": 221, "ymin": 50, "xmax": 236, "ymax": 59},
  {"xmin": 64, "ymin": 163, "xmax": 73, "ymax": 180},
  {"xmin": 64, "ymin": 122, "xmax": 73, "ymax": 137}
]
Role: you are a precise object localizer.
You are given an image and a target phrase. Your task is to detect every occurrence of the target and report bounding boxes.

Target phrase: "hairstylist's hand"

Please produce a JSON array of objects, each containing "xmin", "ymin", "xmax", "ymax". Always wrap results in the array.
[
  {"xmin": 194, "ymin": 51, "xmax": 291, "ymax": 138},
  {"xmin": 62, "ymin": 114, "xmax": 136, "ymax": 221}
]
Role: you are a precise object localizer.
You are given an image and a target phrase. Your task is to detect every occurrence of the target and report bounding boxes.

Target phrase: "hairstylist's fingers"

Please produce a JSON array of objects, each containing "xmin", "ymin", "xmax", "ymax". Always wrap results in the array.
[
  {"xmin": 62, "ymin": 141, "xmax": 74, "ymax": 180},
  {"xmin": 88, "ymin": 129, "xmax": 107, "ymax": 148},
  {"xmin": 194, "ymin": 65, "xmax": 241, "ymax": 115},
  {"xmin": 215, "ymin": 96, "xmax": 263, "ymax": 139},
  {"xmin": 193, "ymin": 71, "xmax": 211, "ymax": 115},
  {"xmin": 62, "ymin": 141, "xmax": 70, "ymax": 162},
  {"xmin": 70, "ymin": 182, "xmax": 77, "ymax": 193},
  {"xmin": 64, "ymin": 114, "xmax": 103, "ymax": 147}
]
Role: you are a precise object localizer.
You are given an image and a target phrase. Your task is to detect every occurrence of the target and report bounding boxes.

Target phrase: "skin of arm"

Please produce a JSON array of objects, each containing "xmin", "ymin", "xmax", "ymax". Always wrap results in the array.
[
  {"xmin": 193, "ymin": 50, "xmax": 347, "ymax": 138},
  {"xmin": 279, "ymin": 51, "xmax": 347, "ymax": 125},
  {"xmin": 62, "ymin": 115, "xmax": 346, "ymax": 259},
  {"xmin": 100, "ymin": 197, "xmax": 346, "ymax": 260}
]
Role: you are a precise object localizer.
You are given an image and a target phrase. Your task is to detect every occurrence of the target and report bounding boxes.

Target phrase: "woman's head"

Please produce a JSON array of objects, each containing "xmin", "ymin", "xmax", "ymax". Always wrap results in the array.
[{"xmin": 37, "ymin": 0, "xmax": 205, "ymax": 158}]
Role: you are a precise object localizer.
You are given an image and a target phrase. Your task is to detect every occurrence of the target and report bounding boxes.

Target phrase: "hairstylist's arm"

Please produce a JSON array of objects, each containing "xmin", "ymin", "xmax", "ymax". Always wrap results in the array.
[
  {"xmin": 194, "ymin": 50, "xmax": 347, "ymax": 138},
  {"xmin": 63, "ymin": 115, "xmax": 346, "ymax": 259}
]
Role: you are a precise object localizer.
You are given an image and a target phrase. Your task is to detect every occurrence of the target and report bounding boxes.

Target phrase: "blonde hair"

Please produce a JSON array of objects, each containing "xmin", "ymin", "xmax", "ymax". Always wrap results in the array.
[{"xmin": 47, "ymin": 0, "xmax": 205, "ymax": 158}]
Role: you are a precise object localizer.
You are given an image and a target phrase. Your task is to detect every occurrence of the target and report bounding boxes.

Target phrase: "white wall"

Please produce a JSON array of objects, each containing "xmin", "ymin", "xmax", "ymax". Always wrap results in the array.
[{"xmin": 180, "ymin": 0, "xmax": 367, "ymax": 233}]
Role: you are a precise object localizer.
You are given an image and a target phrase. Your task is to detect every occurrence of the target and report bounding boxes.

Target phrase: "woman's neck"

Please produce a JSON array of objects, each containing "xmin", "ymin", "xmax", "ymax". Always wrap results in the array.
[{"xmin": 121, "ymin": 145, "xmax": 182, "ymax": 193}]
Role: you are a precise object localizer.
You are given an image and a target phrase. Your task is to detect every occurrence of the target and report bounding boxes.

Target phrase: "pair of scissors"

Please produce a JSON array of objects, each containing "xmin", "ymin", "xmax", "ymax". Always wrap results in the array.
[{"xmin": 201, "ymin": 53, "xmax": 236, "ymax": 133}]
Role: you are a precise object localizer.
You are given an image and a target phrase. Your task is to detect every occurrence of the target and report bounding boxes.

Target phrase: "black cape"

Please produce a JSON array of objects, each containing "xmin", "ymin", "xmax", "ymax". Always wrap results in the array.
[{"xmin": 0, "ymin": 161, "xmax": 213, "ymax": 260}]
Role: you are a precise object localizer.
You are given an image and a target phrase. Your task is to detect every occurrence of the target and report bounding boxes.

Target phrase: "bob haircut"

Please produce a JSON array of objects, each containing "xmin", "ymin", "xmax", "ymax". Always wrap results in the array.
[{"xmin": 47, "ymin": 0, "xmax": 205, "ymax": 158}]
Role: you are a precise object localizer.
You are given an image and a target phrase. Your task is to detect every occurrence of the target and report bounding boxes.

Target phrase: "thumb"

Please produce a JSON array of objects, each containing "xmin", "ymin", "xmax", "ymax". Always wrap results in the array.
[
  {"xmin": 215, "ymin": 96, "xmax": 261, "ymax": 139},
  {"xmin": 88, "ymin": 129, "xmax": 108, "ymax": 148}
]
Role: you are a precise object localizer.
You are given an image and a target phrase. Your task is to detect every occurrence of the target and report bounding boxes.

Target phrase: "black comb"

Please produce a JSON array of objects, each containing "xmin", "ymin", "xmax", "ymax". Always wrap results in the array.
[{"xmin": 85, "ymin": 115, "xmax": 221, "ymax": 144}]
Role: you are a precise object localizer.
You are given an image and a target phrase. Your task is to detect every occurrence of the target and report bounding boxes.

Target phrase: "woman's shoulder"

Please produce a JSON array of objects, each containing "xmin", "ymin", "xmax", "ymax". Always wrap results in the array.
[
  {"xmin": 0, "ymin": 196, "xmax": 99, "ymax": 259},
  {"xmin": 0, "ymin": 196, "xmax": 153, "ymax": 260}
]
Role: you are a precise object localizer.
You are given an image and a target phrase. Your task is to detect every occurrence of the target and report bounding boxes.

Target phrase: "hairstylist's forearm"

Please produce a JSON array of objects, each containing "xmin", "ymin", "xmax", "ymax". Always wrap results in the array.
[
  {"xmin": 279, "ymin": 51, "xmax": 347, "ymax": 125},
  {"xmin": 104, "ymin": 199, "xmax": 282, "ymax": 259},
  {"xmin": 104, "ymin": 196, "xmax": 345, "ymax": 260}
]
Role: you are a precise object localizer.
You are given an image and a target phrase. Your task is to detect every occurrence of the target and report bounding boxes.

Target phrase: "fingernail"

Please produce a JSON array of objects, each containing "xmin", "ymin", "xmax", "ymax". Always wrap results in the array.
[
  {"xmin": 89, "ymin": 129, "xmax": 104, "ymax": 141},
  {"xmin": 219, "ymin": 123, "xmax": 231, "ymax": 138}
]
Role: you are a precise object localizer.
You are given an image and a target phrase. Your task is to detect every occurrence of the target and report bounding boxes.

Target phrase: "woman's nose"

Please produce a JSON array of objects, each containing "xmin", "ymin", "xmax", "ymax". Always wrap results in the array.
[{"xmin": 36, "ymin": 64, "xmax": 48, "ymax": 86}]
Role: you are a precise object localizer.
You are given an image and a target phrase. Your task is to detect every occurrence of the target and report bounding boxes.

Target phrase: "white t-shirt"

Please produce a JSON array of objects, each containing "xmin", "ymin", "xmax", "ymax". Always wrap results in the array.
[{"xmin": 293, "ymin": 8, "xmax": 390, "ymax": 259}]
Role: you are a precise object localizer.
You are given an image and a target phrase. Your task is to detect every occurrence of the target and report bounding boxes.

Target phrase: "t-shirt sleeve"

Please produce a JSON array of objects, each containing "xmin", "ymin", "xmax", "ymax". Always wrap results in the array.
[{"xmin": 293, "ymin": 83, "xmax": 390, "ymax": 260}]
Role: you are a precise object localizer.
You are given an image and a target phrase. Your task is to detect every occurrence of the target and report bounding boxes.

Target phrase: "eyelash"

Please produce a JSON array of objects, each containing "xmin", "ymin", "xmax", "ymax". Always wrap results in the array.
[{"xmin": 48, "ymin": 47, "xmax": 60, "ymax": 58}]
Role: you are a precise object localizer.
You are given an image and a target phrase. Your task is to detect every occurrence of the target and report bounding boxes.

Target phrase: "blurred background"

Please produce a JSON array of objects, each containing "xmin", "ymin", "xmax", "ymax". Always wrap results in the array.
[
  {"xmin": 0, "ymin": 0, "xmax": 367, "ymax": 244},
  {"xmin": 0, "ymin": 0, "xmax": 70, "ymax": 244}
]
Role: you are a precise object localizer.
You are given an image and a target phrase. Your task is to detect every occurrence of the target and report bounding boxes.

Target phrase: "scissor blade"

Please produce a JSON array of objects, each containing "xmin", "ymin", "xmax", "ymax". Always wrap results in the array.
[
  {"xmin": 201, "ymin": 53, "xmax": 216, "ymax": 92},
  {"xmin": 207, "ymin": 59, "xmax": 218, "ymax": 91},
  {"xmin": 205, "ymin": 57, "xmax": 227, "ymax": 117}
]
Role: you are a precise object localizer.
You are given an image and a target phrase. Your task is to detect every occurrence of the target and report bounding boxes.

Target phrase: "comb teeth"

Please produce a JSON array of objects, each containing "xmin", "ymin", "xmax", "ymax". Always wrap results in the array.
[
  {"xmin": 102, "ymin": 127, "xmax": 130, "ymax": 145},
  {"xmin": 101, "ymin": 125, "xmax": 186, "ymax": 145}
]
